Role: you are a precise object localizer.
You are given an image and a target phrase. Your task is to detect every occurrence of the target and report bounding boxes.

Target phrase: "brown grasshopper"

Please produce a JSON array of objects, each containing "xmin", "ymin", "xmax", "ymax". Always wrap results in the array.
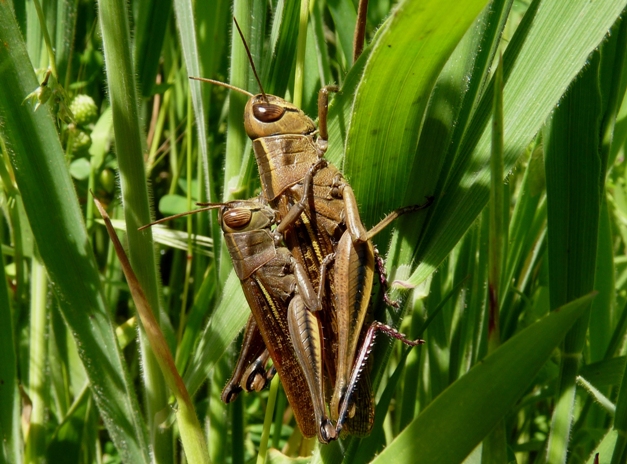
[
  {"xmin": 215, "ymin": 198, "xmax": 338, "ymax": 440},
  {"xmin": 143, "ymin": 198, "xmax": 336, "ymax": 439},
  {"xmin": 243, "ymin": 38, "xmax": 432, "ymax": 433},
  {"xmin": 219, "ymin": 200, "xmax": 335, "ymax": 441},
  {"xmin": 190, "ymin": 18, "xmax": 432, "ymax": 443}
]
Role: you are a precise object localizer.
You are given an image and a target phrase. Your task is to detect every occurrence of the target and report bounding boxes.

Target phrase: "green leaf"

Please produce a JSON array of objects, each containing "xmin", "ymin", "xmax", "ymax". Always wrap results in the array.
[
  {"xmin": 341, "ymin": 0, "xmax": 490, "ymax": 229},
  {"xmin": 134, "ymin": 0, "xmax": 172, "ymax": 97},
  {"xmin": 326, "ymin": 0, "xmax": 357, "ymax": 68},
  {"xmin": 409, "ymin": 0, "xmax": 627, "ymax": 286},
  {"xmin": 0, "ymin": 241, "xmax": 20, "ymax": 463},
  {"xmin": 579, "ymin": 357, "xmax": 627, "ymax": 390},
  {"xmin": 69, "ymin": 157, "xmax": 91, "ymax": 180},
  {"xmin": 183, "ymin": 270, "xmax": 249, "ymax": 396},
  {"xmin": 543, "ymin": 25, "xmax": 606, "ymax": 462},
  {"xmin": 371, "ymin": 293, "xmax": 595, "ymax": 464},
  {"xmin": 0, "ymin": 5, "xmax": 150, "ymax": 462},
  {"xmin": 262, "ymin": 0, "xmax": 302, "ymax": 97},
  {"xmin": 159, "ymin": 193, "xmax": 193, "ymax": 215}
]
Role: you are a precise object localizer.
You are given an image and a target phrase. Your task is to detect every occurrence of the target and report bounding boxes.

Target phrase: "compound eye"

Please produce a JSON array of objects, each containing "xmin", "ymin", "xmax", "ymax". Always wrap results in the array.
[
  {"xmin": 223, "ymin": 208, "xmax": 252, "ymax": 230},
  {"xmin": 253, "ymin": 103, "xmax": 285, "ymax": 122}
]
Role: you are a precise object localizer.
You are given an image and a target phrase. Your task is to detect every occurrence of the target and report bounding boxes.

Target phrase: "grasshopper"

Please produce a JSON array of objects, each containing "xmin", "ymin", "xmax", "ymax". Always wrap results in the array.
[
  {"xmin": 242, "ymin": 41, "xmax": 432, "ymax": 434},
  {"xmin": 215, "ymin": 198, "xmax": 339, "ymax": 441},
  {"xmin": 145, "ymin": 198, "xmax": 336, "ymax": 440}
]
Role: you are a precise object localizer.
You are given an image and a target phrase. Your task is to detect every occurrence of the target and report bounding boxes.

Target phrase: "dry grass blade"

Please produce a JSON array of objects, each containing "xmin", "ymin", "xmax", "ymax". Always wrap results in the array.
[{"xmin": 92, "ymin": 195, "xmax": 210, "ymax": 464}]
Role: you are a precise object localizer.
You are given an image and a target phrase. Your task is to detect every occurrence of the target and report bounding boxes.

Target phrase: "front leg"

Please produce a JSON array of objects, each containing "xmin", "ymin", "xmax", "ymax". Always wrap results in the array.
[
  {"xmin": 275, "ymin": 159, "xmax": 328, "ymax": 236},
  {"xmin": 316, "ymin": 85, "xmax": 339, "ymax": 155}
]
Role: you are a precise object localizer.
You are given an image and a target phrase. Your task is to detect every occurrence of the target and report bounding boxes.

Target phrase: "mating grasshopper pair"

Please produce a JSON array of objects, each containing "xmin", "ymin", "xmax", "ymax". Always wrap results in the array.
[
  {"xmin": 214, "ymin": 84, "xmax": 432, "ymax": 442},
  {"xmin": 211, "ymin": 186, "xmax": 428, "ymax": 443},
  {"xmin": 189, "ymin": 22, "xmax": 432, "ymax": 440},
  {"xmin": 148, "ymin": 20, "xmax": 432, "ymax": 444}
]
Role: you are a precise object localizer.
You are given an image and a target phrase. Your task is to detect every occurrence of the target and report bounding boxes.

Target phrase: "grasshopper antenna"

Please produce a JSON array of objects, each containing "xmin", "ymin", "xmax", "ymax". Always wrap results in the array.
[
  {"xmin": 232, "ymin": 17, "xmax": 268, "ymax": 102},
  {"xmin": 189, "ymin": 77, "xmax": 253, "ymax": 98},
  {"xmin": 138, "ymin": 203, "xmax": 227, "ymax": 231}
]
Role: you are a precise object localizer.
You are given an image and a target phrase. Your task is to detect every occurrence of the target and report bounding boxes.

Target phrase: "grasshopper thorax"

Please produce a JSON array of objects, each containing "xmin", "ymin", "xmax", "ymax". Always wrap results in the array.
[{"xmin": 244, "ymin": 94, "xmax": 316, "ymax": 139}]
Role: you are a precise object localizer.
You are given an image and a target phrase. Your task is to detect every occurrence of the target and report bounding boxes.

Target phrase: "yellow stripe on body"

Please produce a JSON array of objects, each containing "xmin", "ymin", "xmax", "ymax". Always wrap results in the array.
[
  {"xmin": 300, "ymin": 212, "xmax": 324, "ymax": 265},
  {"xmin": 256, "ymin": 279, "xmax": 288, "ymax": 337}
]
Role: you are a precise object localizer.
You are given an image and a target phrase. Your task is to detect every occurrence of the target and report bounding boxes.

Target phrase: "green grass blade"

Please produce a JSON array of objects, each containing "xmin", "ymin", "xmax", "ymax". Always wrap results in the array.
[
  {"xmin": 444, "ymin": 0, "xmax": 514, "ymax": 176},
  {"xmin": 0, "ymin": 5, "xmax": 150, "ymax": 462},
  {"xmin": 195, "ymin": 0, "xmax": 230, "ymax": 84},
  {"xmin": 342, "ymin": 0, "xmax": 489, "ymax": 229},
  {"xmin": 25, "ymin": 258, "xmax": 47, "ymax": 463},
  {"xmin": 262, "ymin": 0, "xmax": 301, "ymax": 97},
  {"xmin": 98, "ymin": 0, "xmax": 174, "ymax": 459},
  {"xmin": 408, "ymin": 0, "xmax": 627, "ymax": 287},
  {"xmin": 579, "ymin": 357, "xmax": 627, "ymax": 391},
  {"xmin": 173, "ymin": 0, "xmax": 214, "ymax": 201},
  {"xmin": 481, "ymin": 54, "xmax": 507, "ymax": 464},
  {"xmin": 0, "ymin": 238, "xmax": 21, "ymax": 464},
  {"xmin": 175, "ymin": 268, "xmax": 216, "ymax": 372},
  {"xmin": 46, "ymin": 385, "xmax": 96, "ymax": 463},
  {"xmin": 586, "ymin": 429, "xmax": 618, "ymax": 464},
  {"xmin": 590, "ymin": 200, "xmax": 615, "ymax": 361},
  {"xmin": 326, "ymin": 42, "xmax": 371, "ymax": 169},
  {"xmin": 543, "ymin": 46, "xmax": 603, "ymax": 464},
  {"xmin": 611, "ymin": 353, "xmax": 627, "ymax": 464},
  {"xmin": 590, "ymin": 16, "xmax": 627, "ymax": 362},
  {"xmin": 301, "ymin": 6, "xmax": 325, "ymax": 115},
  {"xmin": 488, "ymin": 55, "xmax": 505, "ymax": 350},
  {"xmin": 25, "ymin": 0, "xmax": 44, "ymax": 70},
  {"xmin": 326, "ymin": 0, "xmax": 356, "ymax": 69},
  {"xmin": 134, "ymin": 0, "xmax": 172, "ymax": 97},
  {"xmin": 183, "ymin": 271, "xmax": 249, "ymax": 396},
  {"xmin": 371, "ymin": 293, "xmax": 595, "ymax": 464},
  {"xmin": 500, "ymin": 144, "xmax": 544, "ymax": 333},
  {"xmin": 54, "ymin": 0, "xmax": 78, "ymax": 88}
]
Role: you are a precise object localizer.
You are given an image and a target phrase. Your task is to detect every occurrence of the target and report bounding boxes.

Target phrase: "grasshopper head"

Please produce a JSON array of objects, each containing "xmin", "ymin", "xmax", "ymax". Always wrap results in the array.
[
  {"xmin": 244, "ymin": 94, "xmax": 316, "ymax": 138},
  {"xmin": 219, "ymin": 200, "xmax": 276, "ymax": 234}
]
